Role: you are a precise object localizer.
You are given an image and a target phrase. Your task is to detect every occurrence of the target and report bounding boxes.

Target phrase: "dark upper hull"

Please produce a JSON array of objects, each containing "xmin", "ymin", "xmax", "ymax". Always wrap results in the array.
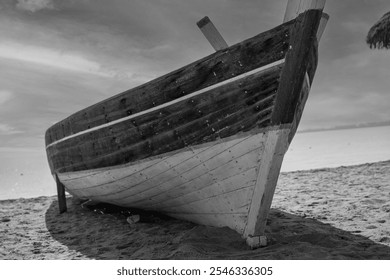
[{"xmin": 45, "ymin": 10, "xmax": 322, "ymax": 174}]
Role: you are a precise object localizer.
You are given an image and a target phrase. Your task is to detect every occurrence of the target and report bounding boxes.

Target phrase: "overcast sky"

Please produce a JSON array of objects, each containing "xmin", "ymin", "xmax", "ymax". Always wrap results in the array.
[{"xmin": 1, "ymin": 0, "xmax": 390, "ymax": 152}]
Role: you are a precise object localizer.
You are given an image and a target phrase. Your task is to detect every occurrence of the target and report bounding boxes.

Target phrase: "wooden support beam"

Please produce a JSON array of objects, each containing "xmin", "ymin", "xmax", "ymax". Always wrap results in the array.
[
  {"xmin": 197, "ymin": 16, "xmax": 228, "ymax": 51},
  {"xmin": 55, "ymin": 173, "xmax": 67, "ymax": 213},
  {"xmin": 243, "ymin": 128, "xmax": 291, "ymax": 248},
  {"xmin": 317, "ymin": 13, "xmax": 329, "ymax": 42},
  {"xmin": 283, "ymin": 0, "xmax": 326, "ymax": 23}
]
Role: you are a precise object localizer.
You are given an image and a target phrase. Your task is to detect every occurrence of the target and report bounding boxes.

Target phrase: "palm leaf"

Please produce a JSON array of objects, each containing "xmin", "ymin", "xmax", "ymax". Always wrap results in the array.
[{"xmin": 367, "ymin": 12, "xmax": 390, "ymax": 49}]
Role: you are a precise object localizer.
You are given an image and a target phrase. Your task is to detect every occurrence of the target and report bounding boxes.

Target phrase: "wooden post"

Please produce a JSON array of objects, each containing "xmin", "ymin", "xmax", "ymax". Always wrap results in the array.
[
  {"xmin": 283, "ymin": 0, "xmax": 326, "ymax": 23},
  {"xmin": 197, "ymin": 16, "xmax": 228, "ymax": 51},
  {"xmin": 55, "ymin": 173, "xmax": 67, "ymax": 213},
  {"xmin": 244, "ymin": 128, "xmax": 291, "ymax": 248},
  {"xmin": 317, "ymin": 13, "xmax": 329, "ymax": 42}
]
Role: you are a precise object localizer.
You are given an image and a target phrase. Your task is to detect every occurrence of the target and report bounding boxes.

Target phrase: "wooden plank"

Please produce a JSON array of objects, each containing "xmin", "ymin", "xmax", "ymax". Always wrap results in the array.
[
  {"xmin": 48, "ymin": 66, "xmax": 281, "ymax": 173},
  {"xmin": 62, "ymin": 146, "xmax": 208, "ymax": 195},
  {"xmin": 112, "ymin": 149, "xmax": 256, "ymax": 206},
  {"xmin": 55, "ymin": 173, "xmax": 67, "ymax": 214},
  {"xmin": 59, "ymin": 155, "xmax": 163, "ymax": 187},
  {"xmin": 154, "ymin": 168, "xmax": 257, "ymax": 209},
  {"xmin": 271, "ymin": 9, "xmax": 323, "ymax": 125},
  {"xmin": 130, "ymin": 148, "xmax": 259, "ymax": 208},
  {"xmin": 283, "ymin": 0, "xmax": 326, "ymax": 22},
  {"xmin": 163, "ymin": 187, "xmax": 252, "ymax": 214},
  {"xmin": 47, "ymin": 66, "xmax": 283, "ymax": 155},
  {"xmin": 124, "ymin": 139, "xmax": 251, "ymax": 200},
  {"xmin": 116, "ymin": 133, "xmax": 264, "ymax": 206},
  {"xmin": 243, "ymin": 127, "xmax": 290, "ymax": 238},
  {"xmin": 197, "ymin": 16, "xmax": 228, "ymax": 51},
  {"xmin": 55, "ymin": 101, "xmax": 274, "ymax": 174},
  {"xmin": 317, "ymin": 13, "xmax": 329, "ymax": 41},
  {"xmin": 162, "ymin": 186, "xmax": 253, "ymax": 215},
  {"xmin": 79, "ymin": 136, "xmax": 249, "ymax": 201},
  {"xmin": 46, "ymin": 60, "xmax": 283, "ymax": 150},
  {"xmin": 45, "ymin": 20, "xmax": 292, "ymax": 149},
  {"xmin": 287, "ymin": 73, "xmax": 311, "ymax": 143},
  {"xmin": 67, "ymin": 131, "xmax": 262, "ymax": 209}
]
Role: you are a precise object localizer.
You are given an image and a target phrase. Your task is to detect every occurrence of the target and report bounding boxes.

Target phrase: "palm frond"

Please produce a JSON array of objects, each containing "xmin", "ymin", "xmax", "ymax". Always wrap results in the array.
[{"xmin": 366, "ymin": 12, "xmax": 390, "ymax": 49}]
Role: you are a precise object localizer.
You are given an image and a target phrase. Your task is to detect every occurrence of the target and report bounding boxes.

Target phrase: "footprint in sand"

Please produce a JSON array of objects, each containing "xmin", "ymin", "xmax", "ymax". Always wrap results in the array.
[{"xmin": 366, "ymin": 225, "xmax": 377, "ymax": 229}]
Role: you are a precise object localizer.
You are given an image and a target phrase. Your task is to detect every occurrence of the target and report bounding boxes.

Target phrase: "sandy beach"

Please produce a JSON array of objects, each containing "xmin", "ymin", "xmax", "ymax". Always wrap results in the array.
[{"xmin": 1, "ymin": 160, "xmax": 389, "ymax": 260}]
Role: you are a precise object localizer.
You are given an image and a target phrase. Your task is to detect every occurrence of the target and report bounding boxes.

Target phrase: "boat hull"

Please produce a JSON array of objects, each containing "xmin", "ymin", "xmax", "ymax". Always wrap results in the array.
[
  {"xmin": 58, "ymin": 125, "xmax": 292, "ymax": 237},
  {"xmin": 45, "ymin": 8, "xmax": 323, "ymax": 247}
]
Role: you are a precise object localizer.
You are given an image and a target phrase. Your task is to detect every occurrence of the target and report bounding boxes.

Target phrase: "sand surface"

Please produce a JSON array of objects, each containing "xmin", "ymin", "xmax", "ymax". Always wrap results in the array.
[{"xmin": 1, "ymin": 161, "xmax": 389, "ymax": 259}]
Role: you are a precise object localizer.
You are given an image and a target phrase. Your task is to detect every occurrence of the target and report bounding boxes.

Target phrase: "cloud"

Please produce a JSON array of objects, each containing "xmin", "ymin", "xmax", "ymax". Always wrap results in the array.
[
  {"xmin": 0, "ymin": 0, "xmax": 388, "ymax": 138},
  {"xmin": 0, "ymin": 90, "xmax": 13, "ymax": 105},
  {"xmin": 0, "ymin": 42, "xmax": 113, "ymax": 77},
  {"xmin": 16, "ymin": 0, "xmax": 54, "ymax": 12},
  {"xmin": 0, "ymin": 123, "xmax": 23, "ymax": 135}
]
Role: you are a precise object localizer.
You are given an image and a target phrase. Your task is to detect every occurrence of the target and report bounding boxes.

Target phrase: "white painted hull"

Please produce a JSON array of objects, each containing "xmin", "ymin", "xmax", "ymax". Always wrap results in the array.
[{"xmin": 58, "ymin": 126, "xmax": 291, "ymax": 245}]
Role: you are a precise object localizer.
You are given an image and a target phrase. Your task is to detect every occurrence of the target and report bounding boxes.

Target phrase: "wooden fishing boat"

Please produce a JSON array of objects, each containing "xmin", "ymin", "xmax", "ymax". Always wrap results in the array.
[{"xmin": 45, "ymin": 0, "xmax": 328, "ymax": 248}]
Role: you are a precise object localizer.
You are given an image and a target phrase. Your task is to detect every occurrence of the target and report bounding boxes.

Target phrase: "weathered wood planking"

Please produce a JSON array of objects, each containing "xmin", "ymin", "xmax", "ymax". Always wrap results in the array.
[
  {"xmin": 60, "ymin": 128, "xmax": 283, "ymax": 235},
  {"xmin": 48, "ymin": 65, "xmax": 282, "ymax": 173},
  {"xmin": 162, "ymin": 187, "xmax": 253, "ymax": 215},
  {"xmin": 118, "ymin": 139, "xmax": 261, "ymax": 206},
  {"xmin": 59, "ymin": 135, "xmax": 249, "ymax": 198},
  {"xmin": 288, "ymin": 73, "xmax": 311, "ymax": 143},
  {"xmin": 271, "ymin": 9, "xmax": 322, "ymax": 126},
  {"xmin": 63, "ymin": 130, "xmax": 265, "ymax": 203},
  {"xmin": 60, "ymin": 146, "xmax": 211, "ymax": 195},
  {"xmin": 58, "ymin": 126, "xmax": 294, "ymax": 236},
  {"xmin": 60, "ymin": 136, "xmax": 244, "ymax": 198},
  {"xmin": 156, "ymin": 168, "xmax": 257, "ymax": 210},
  {"xmin": 45, "ymin": 12, "xmax": 322, "ymax": 177},
  {"xmin": 45, "ymin": 21, "xmax": 292, "ymax": 148}
]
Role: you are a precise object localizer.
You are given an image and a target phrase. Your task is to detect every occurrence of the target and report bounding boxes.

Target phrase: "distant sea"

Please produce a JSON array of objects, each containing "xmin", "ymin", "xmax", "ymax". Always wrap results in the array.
[
  {"xmin": 282, "ymin": 125, "xmax": 390, "ymax": 172},
  {"xmin": 1, "ymin": 125, "xmax": 389, "ymax": 200}
]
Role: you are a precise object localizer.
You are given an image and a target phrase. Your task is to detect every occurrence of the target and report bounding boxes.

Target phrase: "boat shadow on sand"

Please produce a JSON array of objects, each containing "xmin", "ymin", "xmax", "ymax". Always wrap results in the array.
[{"xmin": 45, "ymin": 198, "xmax": 390, "ymax": 260}]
